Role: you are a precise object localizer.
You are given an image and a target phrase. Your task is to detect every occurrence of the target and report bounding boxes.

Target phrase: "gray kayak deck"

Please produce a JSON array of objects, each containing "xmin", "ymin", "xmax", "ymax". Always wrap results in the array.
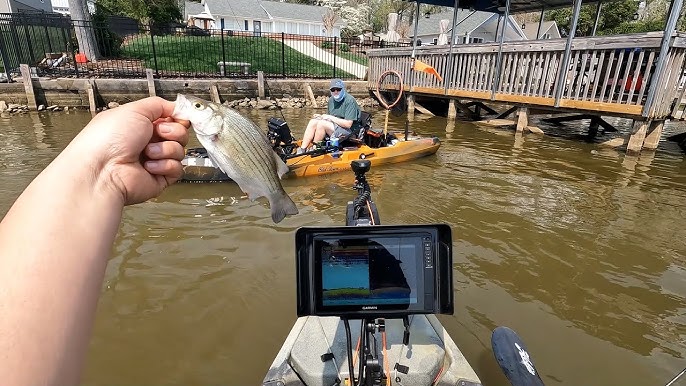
[{"xmin": 263, "ymin": 315, "xmax": 482, "ymax": 386}]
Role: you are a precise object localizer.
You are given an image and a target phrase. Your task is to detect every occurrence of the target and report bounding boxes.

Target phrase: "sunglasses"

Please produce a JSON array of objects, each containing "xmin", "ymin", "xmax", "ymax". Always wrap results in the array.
[{"xmin": 330, "ymin": 88, "xmax": 342, "ymax": 92}]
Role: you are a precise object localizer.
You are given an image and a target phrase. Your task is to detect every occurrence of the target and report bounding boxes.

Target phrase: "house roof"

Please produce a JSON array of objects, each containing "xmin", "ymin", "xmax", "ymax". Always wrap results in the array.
[
  {"xmin": 185, "ymin": 0, "xmax": 344, "ymax": 24},
  {"xmin": 185, "ymin": 0, "xmax": 265, "ymax": 20},
  {"xmin": 412, "ymin": 9, "xmax": 495, "ymax": 37},
  {"xmin": 261, "ymin": 1, "xmax": 343, "ymax": 24},
  {"xmin": 521, "ymin": 20, "xmax": 558, "ymax": 39}
]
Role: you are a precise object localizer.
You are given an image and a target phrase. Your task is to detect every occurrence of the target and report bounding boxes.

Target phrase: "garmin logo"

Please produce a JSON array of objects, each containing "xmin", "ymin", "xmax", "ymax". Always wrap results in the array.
[{"xmin": 362, "ymin": 306, "xmax": 378, "ymax": 310}]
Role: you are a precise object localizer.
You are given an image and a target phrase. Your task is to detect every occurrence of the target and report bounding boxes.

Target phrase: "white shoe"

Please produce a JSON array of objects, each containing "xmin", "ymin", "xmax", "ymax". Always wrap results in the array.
[{"xmin": 296, "ymin": 147, "xmax": 305, "ymax": 155}]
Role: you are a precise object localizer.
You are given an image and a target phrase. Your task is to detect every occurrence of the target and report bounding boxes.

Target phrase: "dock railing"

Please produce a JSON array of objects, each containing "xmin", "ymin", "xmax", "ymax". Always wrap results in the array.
[{"xmin": 367, "ymin": 31, "xmax": 686, "ymax": 120}]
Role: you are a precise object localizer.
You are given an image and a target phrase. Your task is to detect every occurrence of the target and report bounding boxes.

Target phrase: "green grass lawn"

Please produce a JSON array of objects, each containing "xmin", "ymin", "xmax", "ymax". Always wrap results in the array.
[
  {"xmin": 121, "ymin": 34, "xmax": 355, "ymax": 78},
  {"xmin": 337, "ymin": 51, "xmax": 368, "ymax": 66},
  {"xmin": 1, "ymin": 26, "xmax": 69, "ymax": 71}
]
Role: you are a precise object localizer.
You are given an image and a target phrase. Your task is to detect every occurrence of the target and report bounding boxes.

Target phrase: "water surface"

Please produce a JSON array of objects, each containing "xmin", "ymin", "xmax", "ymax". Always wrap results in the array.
[{"xmin": 1, "ymin": 108, "xmax": 684, "ymax": 386}]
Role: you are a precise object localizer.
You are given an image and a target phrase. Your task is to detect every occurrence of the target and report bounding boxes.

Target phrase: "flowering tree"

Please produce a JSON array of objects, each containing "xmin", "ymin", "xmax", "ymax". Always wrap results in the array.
[{"xmin": 339, "ymin": 3, "xmax": 372, "ymax": 37}]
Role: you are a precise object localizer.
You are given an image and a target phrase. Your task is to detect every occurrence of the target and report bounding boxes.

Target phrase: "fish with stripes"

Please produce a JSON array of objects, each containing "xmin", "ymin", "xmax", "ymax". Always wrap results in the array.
[{"xmin": 172, "ymin": 94, "xmax": 298, "ymax": 223}]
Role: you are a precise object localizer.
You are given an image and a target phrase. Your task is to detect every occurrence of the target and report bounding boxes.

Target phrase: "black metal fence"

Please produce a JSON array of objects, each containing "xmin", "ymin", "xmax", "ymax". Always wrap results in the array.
[{"xmin": 0, "ymin": 12, "xmax": 411, "ymax": 80}]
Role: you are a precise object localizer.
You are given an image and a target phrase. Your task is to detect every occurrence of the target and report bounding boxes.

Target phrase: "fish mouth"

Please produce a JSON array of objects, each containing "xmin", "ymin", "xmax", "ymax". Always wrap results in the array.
[{"xmin": 171, "ymin": 94, "xmax": 190, "ymax": 120}]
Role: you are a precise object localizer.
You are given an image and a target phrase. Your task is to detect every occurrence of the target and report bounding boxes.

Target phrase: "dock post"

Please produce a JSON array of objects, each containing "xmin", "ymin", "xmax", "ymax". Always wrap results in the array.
[
  {"xmin": 19, "ymin": 64, "xmax": 37, "ymax": 110},
  {"xmin": 146, "ymin": 68, "xmax": 156, "ymax": 97},
  {"xmin": 447, "ymin": 99, "xmax": 457, "ymax": 119},
  {"xmin": 210, "ymin": 83, "xmax": 220, "ymax": 103},
  {"xmin": 257, "ymin": 71, "xmax": 265, "ymax": 98},
  {"xmin": 627, "ymin": 120, "xmax": 649, "ymax": 154},
  {"xmin": 642, "ymin": 120, "xmax": 665, "ymax": 150},
  {"xmin": 86, "ymin": 80, "xmax": 97, "ymax": 113},
  {"xmin": 516, "ymin": 107, "xmax": 528, "ymax": 132},
  {"xmin": 587, "ymin": 117, "xmax": 600, "ymax": 140},
  {"xmin": 407, "ymin": 94, "xmax": 415, "ymax": 120},
  {"xmin": 304, "ymin": 84, "xmax": 317, "ymax": 107}
]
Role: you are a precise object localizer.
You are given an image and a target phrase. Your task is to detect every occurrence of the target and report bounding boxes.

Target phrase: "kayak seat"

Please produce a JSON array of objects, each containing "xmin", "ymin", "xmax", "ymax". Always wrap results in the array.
[{"xmin": 340, "ymin": 111, "xmax": 383, "ymax": 148}]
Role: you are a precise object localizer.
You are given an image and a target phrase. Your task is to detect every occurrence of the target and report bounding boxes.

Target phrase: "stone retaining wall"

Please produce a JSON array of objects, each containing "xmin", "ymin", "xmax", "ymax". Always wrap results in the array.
[{"xmin": 0, "ymin": 78, "xmax": 371, "ymax": 108}]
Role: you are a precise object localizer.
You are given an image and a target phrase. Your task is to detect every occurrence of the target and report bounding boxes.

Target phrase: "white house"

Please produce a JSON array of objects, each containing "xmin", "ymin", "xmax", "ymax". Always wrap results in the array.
[
  {"xmin": 184, "ymin": 0, "xmax": 346, "ymax": 37},
  {"xmin": 0, "ymin": 0, "xmax": 52, "ymax": 13},
  {"xmin": 410, "ymin": 9, "xmax": 526, "ymax": 45},
  {"xmin": 521, "ymin": 20, "xmax": 561, "ymax": 40}
]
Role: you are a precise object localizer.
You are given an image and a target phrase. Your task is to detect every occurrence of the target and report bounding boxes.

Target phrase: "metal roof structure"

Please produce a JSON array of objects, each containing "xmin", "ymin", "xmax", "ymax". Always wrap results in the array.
[{"xmin": 416, "ymin": 0, "xmax": 597, "ymax": 14}]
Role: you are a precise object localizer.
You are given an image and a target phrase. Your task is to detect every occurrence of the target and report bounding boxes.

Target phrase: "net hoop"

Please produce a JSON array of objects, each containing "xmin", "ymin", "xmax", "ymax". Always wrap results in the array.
[{"xmin": 375, "ymin": 70, "xmax": 404, "ymax": 110}]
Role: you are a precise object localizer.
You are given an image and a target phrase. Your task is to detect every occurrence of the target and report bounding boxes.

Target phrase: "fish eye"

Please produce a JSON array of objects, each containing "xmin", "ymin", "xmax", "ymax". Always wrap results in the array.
[{"xmin": 193, "ymin": 102, "xmax": 205, "ymax": 110}]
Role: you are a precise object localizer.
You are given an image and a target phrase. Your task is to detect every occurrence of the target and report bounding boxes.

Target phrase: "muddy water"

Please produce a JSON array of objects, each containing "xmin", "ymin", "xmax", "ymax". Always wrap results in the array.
[{"xmin": 0, "ymin": 108, "xmax": 684, "ymax": 386}]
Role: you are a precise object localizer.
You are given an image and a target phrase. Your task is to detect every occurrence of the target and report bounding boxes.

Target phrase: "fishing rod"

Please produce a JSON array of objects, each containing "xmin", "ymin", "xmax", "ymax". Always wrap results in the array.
[{"xmin": 491, "ymin": 327, "xmax": 686, "ymax": 386}]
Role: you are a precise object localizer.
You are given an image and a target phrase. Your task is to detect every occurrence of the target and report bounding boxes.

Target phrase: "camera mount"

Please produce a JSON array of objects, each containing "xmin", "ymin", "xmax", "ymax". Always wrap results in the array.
[{"xmin": 346, "ymin": 159, "xmax": 380, "ymax": 226}]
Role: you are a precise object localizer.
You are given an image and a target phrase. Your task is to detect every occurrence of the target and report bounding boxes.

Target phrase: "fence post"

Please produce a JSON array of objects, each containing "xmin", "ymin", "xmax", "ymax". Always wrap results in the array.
[
  {"xmin": 333, "ymin": 36, "xmax": 337, "ymax": 79},
  {"xmin": 150, "ymin": 27, "xmax": 159, "ymax": 77},
  {"xmin": 43, "ymin": 13, "xmax": 53, "ymax": 53},
  {"xmin": 65, "ymin": 23, "xmax": 78, "ymax": 78},
  {"xmin": 9, "ymin": 18, "xmax": 24, "ymax": 66},
  {"xmin": 220, "ymin": 28, "xmax": 226, "ymax": 78},
  {"xmin": 281, "ymin": 32, "xmax": 286, "ymax": 77},
  {"xmin": 23, "ymin": 23, "xmax": 36, "ymax": 64},
  {"xmin": 0, "ymin": 28, "xmax": 13, "ymax": 82}
]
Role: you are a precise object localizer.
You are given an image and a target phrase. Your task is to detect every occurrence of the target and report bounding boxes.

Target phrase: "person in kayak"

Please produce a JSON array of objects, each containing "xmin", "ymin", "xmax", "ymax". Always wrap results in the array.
[
  {"xmin": 0, "ymin": 97, "xmax": 189, "ymax": 386},
  {"xmin": 296, "ymin": 78, "xmax": 361, "ymax": 154}
]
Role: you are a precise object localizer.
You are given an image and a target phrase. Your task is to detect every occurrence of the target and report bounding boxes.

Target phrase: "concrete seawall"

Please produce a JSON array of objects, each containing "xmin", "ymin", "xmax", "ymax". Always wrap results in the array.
[{"xmin": 0, "ymin": 77, "xmax": 371, "ymax": 108}]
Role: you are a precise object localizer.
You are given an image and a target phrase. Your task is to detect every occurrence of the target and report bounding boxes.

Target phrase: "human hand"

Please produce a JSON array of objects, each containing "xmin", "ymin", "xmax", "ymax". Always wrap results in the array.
[{"xmin": 68, "ymin": 97, "xmax": 189, "ymax": 205}]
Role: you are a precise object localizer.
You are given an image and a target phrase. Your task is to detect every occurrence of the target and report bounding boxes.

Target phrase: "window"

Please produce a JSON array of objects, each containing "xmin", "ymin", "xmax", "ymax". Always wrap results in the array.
[
  {"xmin": 470, "ymin": 37, "xmax": 484, "ymax": 43},
  {"xmin": 542, "ymin": 33, "xmax": 551, "ymax": 39},
  {"xmin": 432, "ymin": 38, "xmax": 438, "ymax": 45},
  {"xmin": 244, "ymin": 20, "xmax": 249, "ymax": 31}
]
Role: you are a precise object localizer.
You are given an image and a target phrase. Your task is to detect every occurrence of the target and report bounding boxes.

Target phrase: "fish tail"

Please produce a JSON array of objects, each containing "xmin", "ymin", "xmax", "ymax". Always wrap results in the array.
[{"xmin": 268, "ymin": 191, "xmax": 299, "ymax": 223}]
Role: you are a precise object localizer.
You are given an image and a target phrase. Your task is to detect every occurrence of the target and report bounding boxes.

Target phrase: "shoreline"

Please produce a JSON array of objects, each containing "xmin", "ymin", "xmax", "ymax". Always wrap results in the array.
[{"xmin": 0, "ymin": 75, "xmax": 376, "ymax": 114}]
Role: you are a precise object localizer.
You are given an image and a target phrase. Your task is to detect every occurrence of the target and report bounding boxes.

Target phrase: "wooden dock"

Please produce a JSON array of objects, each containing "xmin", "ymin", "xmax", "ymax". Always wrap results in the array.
[{"xmin": 367, "ymin": 31, "xmax": 686, "ymax": 153}]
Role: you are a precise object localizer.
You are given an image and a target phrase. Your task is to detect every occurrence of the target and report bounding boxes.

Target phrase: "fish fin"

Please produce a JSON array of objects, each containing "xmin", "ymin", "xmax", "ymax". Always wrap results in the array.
[
  {"xmin": 274, "ymin": 152, "xmax": 290, "ymax": 179},
  {"xmin": 268, "ymin": 191, "xmax": 299, "ymax": 223}
]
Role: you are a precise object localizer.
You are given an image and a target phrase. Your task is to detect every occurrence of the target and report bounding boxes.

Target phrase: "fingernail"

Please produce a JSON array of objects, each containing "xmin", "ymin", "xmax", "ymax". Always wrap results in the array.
[
  {"xmin": 148, "ymin": 143, "xmax": 161, "ymax": 155},
  {"xmin": 145, "ymin": 160, "xmax": 161, "ymax": 170},
  {"xmin": 159, "ymin": 123, "xmax": 173, "ymax": 134}
]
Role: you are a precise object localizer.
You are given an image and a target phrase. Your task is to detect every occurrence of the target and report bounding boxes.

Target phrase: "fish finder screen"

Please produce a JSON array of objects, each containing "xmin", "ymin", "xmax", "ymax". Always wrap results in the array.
[{"xmin": 316, "ymin": 236, "xmax": 424, "ymax": 308}]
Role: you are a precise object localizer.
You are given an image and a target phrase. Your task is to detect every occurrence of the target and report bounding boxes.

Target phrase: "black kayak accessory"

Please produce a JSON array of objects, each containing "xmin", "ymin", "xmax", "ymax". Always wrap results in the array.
[{"xmin": 491, "ymin": 326, "xmax": 545, "ymax": 386}]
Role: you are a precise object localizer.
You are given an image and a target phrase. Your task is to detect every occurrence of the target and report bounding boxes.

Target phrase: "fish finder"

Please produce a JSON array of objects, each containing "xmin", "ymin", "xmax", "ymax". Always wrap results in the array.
[{"xmin": 295, "ymin": 224, "xmax": 453, "ymax": 318}]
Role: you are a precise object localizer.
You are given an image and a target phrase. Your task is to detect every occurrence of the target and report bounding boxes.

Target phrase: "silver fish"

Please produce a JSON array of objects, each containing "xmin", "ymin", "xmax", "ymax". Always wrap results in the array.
[{"xmin": 172, "ymin": 94, "xmax": 298, "ymax": 223}]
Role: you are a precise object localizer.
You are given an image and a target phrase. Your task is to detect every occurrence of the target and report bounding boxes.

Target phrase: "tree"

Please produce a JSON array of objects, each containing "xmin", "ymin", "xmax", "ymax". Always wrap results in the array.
[
  {"xmin": 546, "ymin": 0, "xmax": 640, "ymax": 36},
  {"xmin": 340, "ymin": 2, "xmax": 372, "ymax": 37},
  {"xmin": 322, "ymin": 8, "xmax": 338, "ymax": 36},
  {"xmin": 95, "ymin": 0, "xmax": 181, "ymax": 28},
  {"xmin": 68, "ymin": 0, "xmax": 101, "ymax": 61}
]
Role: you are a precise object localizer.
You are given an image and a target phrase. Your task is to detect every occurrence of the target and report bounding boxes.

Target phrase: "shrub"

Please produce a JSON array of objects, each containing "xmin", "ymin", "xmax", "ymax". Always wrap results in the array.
[
  {"xmin": 321, "ymin": 41, "xmax": 333, "ymax": 49},
  {"xmin": 339, "ymin": 43, "xmax": 350, "ymax": 52}
]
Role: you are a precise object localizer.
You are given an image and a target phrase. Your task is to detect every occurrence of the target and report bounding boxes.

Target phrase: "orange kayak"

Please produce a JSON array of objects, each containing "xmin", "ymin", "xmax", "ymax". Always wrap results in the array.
[{"xmin": 180, "ymin": 136, "xmax": 440, "ymax": 182}]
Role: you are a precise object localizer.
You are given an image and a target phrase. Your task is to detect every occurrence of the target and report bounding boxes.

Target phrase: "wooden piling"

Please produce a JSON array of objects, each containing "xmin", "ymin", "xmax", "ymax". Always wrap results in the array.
[
  {"xmin": 146, "ymin": 69, "xmax": 156, "ymax": 97},
  {"xmin": 643, "ymin": 120, "xmax": 664, "ymax": 150},
  {"xmin": 447, "ymin": 100, "xmax": 457, "ymax": 119},
  {"xmin": 19, "ymin": 64, "xmax": 37, "ymax": 110},
  {"xmin": 407, "ymin": 94, "xmax": 415, "ymax": 119},
  {"xmin": 414, "ymin": 102, "xmax": 434, "ymax": 116},
  {"xmin": 85, "ymin": 80, "xmax": 97, "ymax": 113},
  {"xmin": 627, "ymin": 120, "xmax": 649, "ymax": 154},
  {"xmin": 210, "ymin": 83, "xmax": 220, "ymax": 103},
  {"xmin": 305, "ymin": 84, "xmax": 317, "ymax": 107},
  {"xmin": 516, "ymin": 107, "xmax": 529, "ymax": 132},
  {"xmin": 257, "ymin": 71, "xmax": 265, "ymax": 98}
]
